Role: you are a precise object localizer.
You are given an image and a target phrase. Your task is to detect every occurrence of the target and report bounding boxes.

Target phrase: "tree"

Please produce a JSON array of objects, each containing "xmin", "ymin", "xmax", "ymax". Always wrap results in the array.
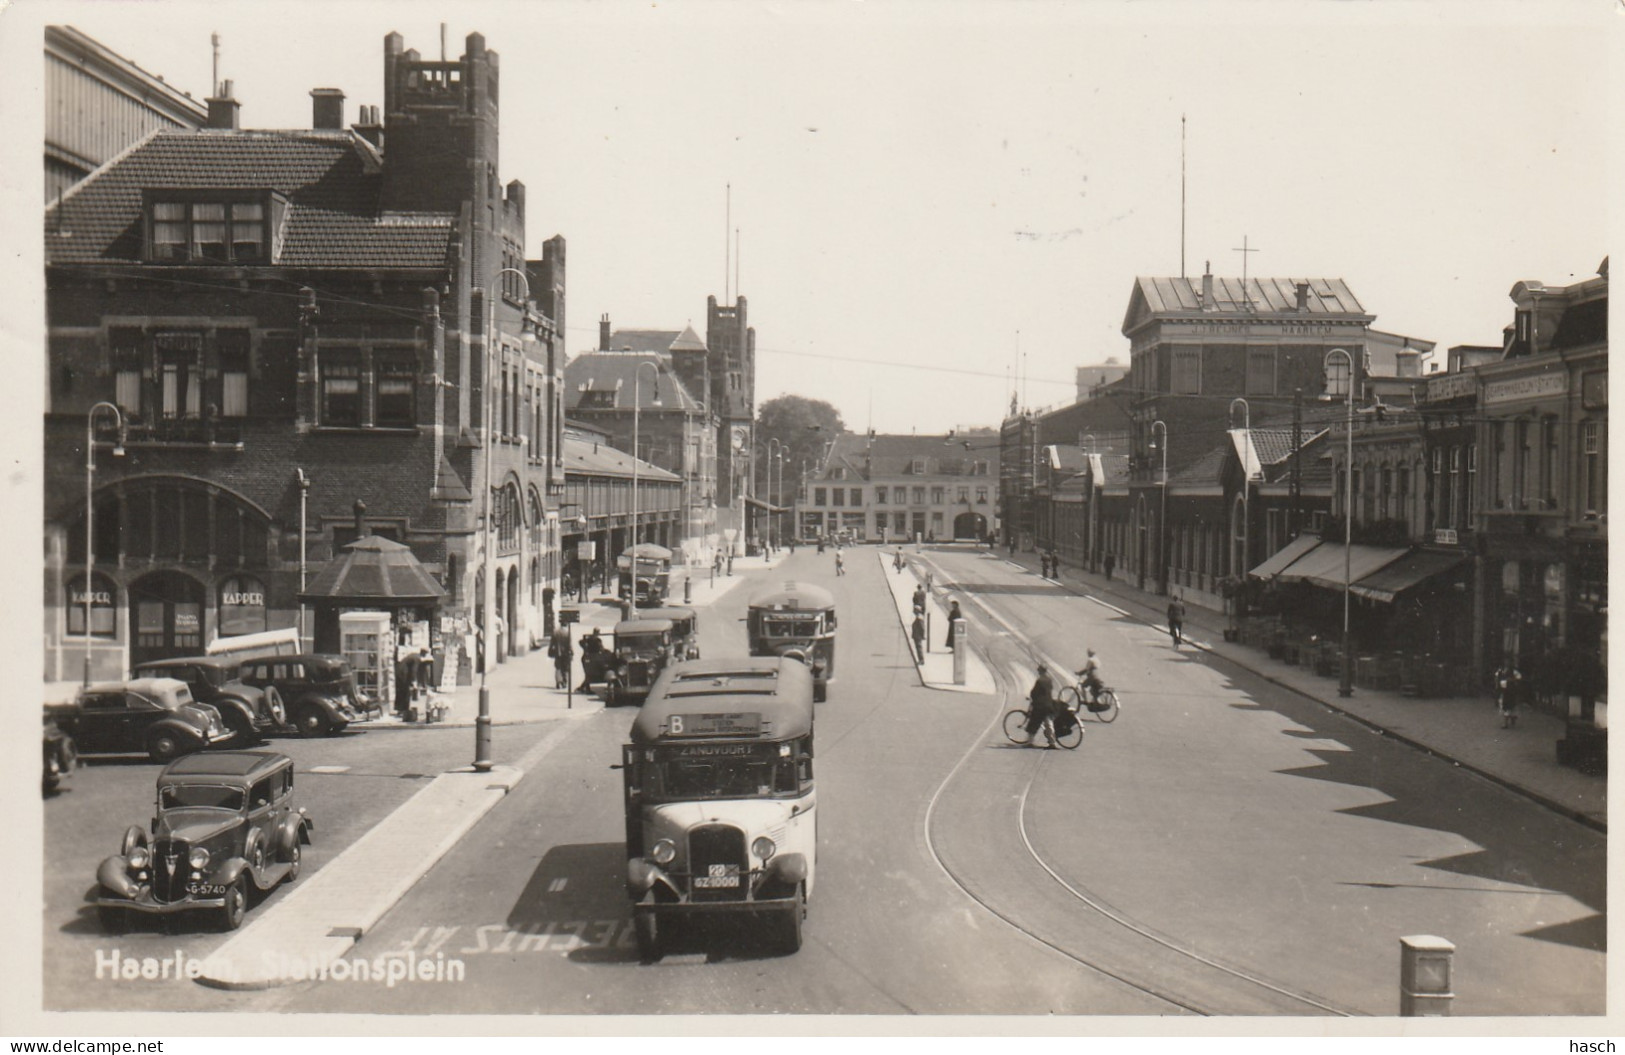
[{"xmin": 755, "ymin": 395, "xmax": 845, "ymax": 501}]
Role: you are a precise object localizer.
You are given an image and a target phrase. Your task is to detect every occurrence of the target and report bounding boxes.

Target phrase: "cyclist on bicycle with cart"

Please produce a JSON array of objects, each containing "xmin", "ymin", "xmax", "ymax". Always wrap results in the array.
[{"xmin": 1025, "ymin": 665, "xmax": 1077, "ymax": 747}]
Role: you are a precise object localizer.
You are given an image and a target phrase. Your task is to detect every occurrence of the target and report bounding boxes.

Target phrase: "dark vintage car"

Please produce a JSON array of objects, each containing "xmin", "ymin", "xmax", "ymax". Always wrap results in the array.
[
  {"xmin": 133, "ymin": 657, "xmax": 284, "ymax": 745},
  {"xmin": 43, "ymin": 718, "xmax": 77, "ymax": 793},
  {"xmin": 638, "ymin": 606, "xmax": 701, "ymax": 661},
  {"xmin": 602, "ymin": 618, "xmax": 674, "ymax": 707},
  {"xmin": 49, "ymin": 678, "xmax": 234, "ymax": 763},
  {"xmin": 96, "ymin": 751, "xmax": 313, "ymax": 932},
  {"xmin": 233, "ymin": 653, "xmax": 376, "ymax": 737}
]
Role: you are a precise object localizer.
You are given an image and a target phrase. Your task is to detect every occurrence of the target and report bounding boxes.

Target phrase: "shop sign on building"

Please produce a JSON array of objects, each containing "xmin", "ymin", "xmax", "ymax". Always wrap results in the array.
[{"xmin": 1483, "ymin": 372, "xmax": 1566, "ymax": 406}]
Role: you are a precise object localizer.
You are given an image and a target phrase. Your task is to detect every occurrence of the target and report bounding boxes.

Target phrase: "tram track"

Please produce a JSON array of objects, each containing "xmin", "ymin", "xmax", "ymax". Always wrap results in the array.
[{"xmin": 917, "ymin": 549, "xmax": 1359, "ymax": 1017}]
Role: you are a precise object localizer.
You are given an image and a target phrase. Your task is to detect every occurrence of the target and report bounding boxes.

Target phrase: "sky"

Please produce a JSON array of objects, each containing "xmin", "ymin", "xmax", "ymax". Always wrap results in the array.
[{"xmin": 4, "ymin": 0, "xmax": 1615, "ymax": 435}]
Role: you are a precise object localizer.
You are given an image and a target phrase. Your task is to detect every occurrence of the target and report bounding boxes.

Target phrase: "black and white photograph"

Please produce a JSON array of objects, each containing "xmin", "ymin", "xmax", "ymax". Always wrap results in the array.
[{"xmin": 3, "ymin": 0, "xmax": 1617, "ymax": 1043}]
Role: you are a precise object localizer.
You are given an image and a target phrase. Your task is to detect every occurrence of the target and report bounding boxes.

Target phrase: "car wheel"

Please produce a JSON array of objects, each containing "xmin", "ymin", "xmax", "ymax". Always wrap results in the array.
[
  {"xmin": 147, "ymin": 730, "xmax": 186, "ymax": 763},
  {"xmin": 634, "ymin": 911, "xmax": 661, "ymax": 964},
  {"xmin": 285, "ymin": 842, "xmax": 302, "ymax": 882},
  {"xmin": 225, "ymin": 711, "xmax": 258, "ymax": 747},
  {"xmin": 97, "ymin": 906, "xmax": 126, "ymax": 934},
  {"xmin": 219, "ymin": 877, "xmax": 248, "ymax": 931},
  {"xmin": 295, "ymin": 707, "xmax": 332, "ymax": 738}
]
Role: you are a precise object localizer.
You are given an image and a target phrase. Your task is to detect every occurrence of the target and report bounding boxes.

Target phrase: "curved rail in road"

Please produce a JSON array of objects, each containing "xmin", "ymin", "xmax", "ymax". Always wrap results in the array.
[{"xmin": 917, "ymin": 552, "xmax": 1359, "ymax": 1017}]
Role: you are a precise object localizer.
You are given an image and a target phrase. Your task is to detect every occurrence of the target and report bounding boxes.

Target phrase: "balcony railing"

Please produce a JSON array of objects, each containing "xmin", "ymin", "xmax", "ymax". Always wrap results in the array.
[{"xmin": 120, "ymin": 418, "xmax": 244, "ymax": 447}]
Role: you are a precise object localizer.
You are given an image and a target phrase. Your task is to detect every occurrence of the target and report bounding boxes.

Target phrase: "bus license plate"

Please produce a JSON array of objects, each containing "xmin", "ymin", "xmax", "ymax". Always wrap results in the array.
[{"xmin": 694, "ymin": 875, "xmax": 740, "ymax": 889}]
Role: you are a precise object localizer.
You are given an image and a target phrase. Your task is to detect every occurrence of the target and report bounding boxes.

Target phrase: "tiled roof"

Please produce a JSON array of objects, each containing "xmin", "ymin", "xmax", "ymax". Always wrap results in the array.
[
  {"xmin": 606, "ymin": 330, "xmax": 682, "ymax": 353},
  {"xmin": 816, "ymin": 431, "xmax": 999, "ymax": 479},
  {"xmin": 45, "ymin": 129, "xmax": 454, "ymax": 270},
  {"xmin": 563, "ymin": 435, "xmax": 680, "ymax": 481},
  {"xmin": 1167, "ymin": 446, "xmax": 1229, "ymax": 487},
  {"xmin": 1551, "ymin": 298, "xmax": 1607, "ymax": 350},
  {"xmin": 563, "ymin": 351, "xmax": 704, "ymax": 412}
]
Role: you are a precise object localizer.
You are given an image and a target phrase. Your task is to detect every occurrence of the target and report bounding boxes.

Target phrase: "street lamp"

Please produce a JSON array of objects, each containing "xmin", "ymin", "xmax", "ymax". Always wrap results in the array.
[
  {"xmin": 1150, "ymin": 419, "xmax": 1168, "ymax": 595},
  {"xmin": 475, "ymin": 266, "xmax": 534, "ymax": 772},
  {"xmin": 82, "ymin": 402, "xmax": 125, "ymax": 687},
  {"xmin": 296, "ymin": 468, "xmax": 310, "ymax": 648},
  {"xmin": 1228, "ymin": 399, "xmax": 1252, "ymax": 640},
  {"xmin": 1322, "ymin": 347, "xmax": 1356, "ymax": 698},
  {"xmin": 629, "ymin": 360, "xmax": 662, "ymax": 618},
  {"xmin": 767, "ymin": 437, "xmax": 785, "ymax": 549}
]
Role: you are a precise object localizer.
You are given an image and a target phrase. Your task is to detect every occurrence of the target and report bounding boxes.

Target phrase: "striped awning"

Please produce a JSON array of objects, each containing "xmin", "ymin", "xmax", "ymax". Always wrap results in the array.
[{"xmin": 1248, "ymin": 534, "xmax": 1323, "ymax": 580}]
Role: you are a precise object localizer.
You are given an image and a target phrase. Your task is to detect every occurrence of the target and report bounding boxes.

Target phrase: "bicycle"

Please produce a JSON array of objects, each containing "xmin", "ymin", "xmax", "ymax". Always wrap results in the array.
[
  {"xmin": 1058, "ymin": 678, "xmax": 1119, "ymax": 723},
  {"xmin": 1002, "ymin": 696, "xmax": 1084, "ymax": 749}
]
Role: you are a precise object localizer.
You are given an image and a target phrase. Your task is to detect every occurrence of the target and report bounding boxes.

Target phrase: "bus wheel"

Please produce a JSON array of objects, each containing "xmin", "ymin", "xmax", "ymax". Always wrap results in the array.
[
  {"xmin": 634, "ymin": 911, "xmax": 662, "ymax": 964},
  {"xmin": 780, "ymin": 883, "xmax": 805, "ymax": 954}
]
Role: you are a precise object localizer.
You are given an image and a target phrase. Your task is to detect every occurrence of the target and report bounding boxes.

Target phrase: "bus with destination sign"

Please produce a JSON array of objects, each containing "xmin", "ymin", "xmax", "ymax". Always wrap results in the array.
[
  {"xmin": 620, "ymin": 656, "xmax": 816, "ymax": 962},
  {"xmin": 746, "ymin": 581, "xmax": 836, "ymax": 702}
]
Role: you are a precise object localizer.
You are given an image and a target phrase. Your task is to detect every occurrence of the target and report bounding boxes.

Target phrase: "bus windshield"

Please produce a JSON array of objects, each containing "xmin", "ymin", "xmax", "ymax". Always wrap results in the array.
[
  {"xmin": 644, "ymin": 744, "xmax": 807, "ymax": 801},
  {"xmin": 762, "ymin": 616, "xmax": 821, "ymax": 637}
]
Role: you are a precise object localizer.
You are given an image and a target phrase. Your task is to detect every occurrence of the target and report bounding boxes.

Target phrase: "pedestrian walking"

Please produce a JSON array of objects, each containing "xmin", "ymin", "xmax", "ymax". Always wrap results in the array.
[
  {"xmin": 912, "ymin": 584, "xmax": 926, "ymax": 616},
  {"xmin": 911, "ymin": 613, "xmax": 926, "ymax": 663},
  {"xmin": 548, "ymin": 625, "xmax": 573, "ymax": 690},
  {"xmin": 1048, "ymin": 550, "xmax": 1060, "ymax": 580},
  {"xmin": 944, "ymin": 600, "xmax": 962, "ymax": 651},
  {"xmin": 894, "ymin": 548, "xmax": 905, "ymax": 573},
  {"xmin": 727, "ymin": 553, "xmax": 734, "ymax": 576},
  {"xmin": 835, "ymin": 550, "xmax": 845, "ymax": 576},
  {"xmin": 1167, "ymin": 595, "xmax": 1186, "ymax": 647},
  {"xmin": 1495, "ymin": 663, "xmax": 1525, "ymax": 728},
  {"xmin": 1103, "ymin": 553, "xmax": 1115, "ymax": 581}
]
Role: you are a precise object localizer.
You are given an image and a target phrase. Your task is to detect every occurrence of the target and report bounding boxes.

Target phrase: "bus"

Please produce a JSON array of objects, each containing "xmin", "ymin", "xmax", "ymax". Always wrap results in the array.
[
  {"xmin": 621, "ymin": 656, "xmax": 816, "ymax": 962},
  {"xmin": 745, "ymin": 581, "xmax": 836, "ymax": 702}
]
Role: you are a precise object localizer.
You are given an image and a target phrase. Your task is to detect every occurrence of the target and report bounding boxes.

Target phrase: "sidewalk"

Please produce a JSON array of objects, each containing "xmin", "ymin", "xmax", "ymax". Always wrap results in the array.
[
  {"xmin": 876, "ymin": 547, "xmax": 996, "ymax": 694},
  {"xmin": 980, "ymin": 550, "xmax": 1605, "ymax": 831}
]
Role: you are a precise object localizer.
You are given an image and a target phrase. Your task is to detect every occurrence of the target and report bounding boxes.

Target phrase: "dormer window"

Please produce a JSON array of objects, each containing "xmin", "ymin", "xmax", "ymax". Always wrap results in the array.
[{"xmin": 146, "ymin": 193, "xmax": 269, "ymax": 263}]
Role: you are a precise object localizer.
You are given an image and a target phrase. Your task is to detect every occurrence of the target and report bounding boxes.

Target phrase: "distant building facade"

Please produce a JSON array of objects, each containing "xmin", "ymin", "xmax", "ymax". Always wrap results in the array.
[{"xmin": 799, "ymin": 432, "xmax": 999, "ymax": 543}]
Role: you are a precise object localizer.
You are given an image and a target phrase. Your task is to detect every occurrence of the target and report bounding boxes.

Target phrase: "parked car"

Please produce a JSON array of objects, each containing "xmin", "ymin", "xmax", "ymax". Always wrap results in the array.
[
  {"xmin": 43, "ymin": 717, "xmax": 77, "ymax": 793},
  {"xmin": 95, "ymin": 751, "xmax": 313, "ymax": 932},
  {"xmin": 234, "ymin": 654, "xmax": 376, "ymax": 737},
  {"xmin": 132, "ymin": 656, "xmax": 284, "ymax": 746},
  {"xmin": 48, "ymin": 678, "xmax": 234, "ymax": 763}
]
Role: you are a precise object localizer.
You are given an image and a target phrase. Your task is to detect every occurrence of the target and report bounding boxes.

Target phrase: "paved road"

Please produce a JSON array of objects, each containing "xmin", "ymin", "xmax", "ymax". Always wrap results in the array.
[
  {"xmin": 46, "ymin": 544, "xmax": 1604, "ymax": 1017},
  {"xmin": 43, "ymin": 721, "xmax": 559, "ymax": 1011}
]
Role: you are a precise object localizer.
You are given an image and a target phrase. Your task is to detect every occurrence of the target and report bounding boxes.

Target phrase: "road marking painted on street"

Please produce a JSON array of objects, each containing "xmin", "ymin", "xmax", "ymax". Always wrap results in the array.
[
  {"xmin": 547, "ymin": 877, "xmax": 568, "ymax": 893},
  {"xmin": 308, "ymin": 765, "xmax": 350, "ymax": 774},
  {"xmin": 1085, "ymin": 595, "xmax": 1132, "ymax": 617}
]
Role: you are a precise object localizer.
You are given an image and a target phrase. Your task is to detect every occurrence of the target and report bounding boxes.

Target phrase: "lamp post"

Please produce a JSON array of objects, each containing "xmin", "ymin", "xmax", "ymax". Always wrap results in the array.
[
  {"xmin": 1323, "ymin": 348, "xmax": 1356, "ymax": 698},
  {"xmin": 296, "ymin": 469, "xmax": 310, "ymax": 648},
  {"xmin": 767, "ymin": 437, "xmax": 785, "ymax": 549},
  {"xmin": 1228, "ymin": 399, "xmax": 1252, "ymax": 639},
  {"xmin": 630, "ymin": 360, "xmax": 662, "ymax": 618},
  {"xmin": 475, "ymin": 266, "xmax": 533, "ymax": 772},
  {"xmin": 82, "ymin": 402, "xmax": 125, "ymax": 687},
  {"xmin": 1151, "ymin": 419, "xmax": 1168, "ymax": 596}
]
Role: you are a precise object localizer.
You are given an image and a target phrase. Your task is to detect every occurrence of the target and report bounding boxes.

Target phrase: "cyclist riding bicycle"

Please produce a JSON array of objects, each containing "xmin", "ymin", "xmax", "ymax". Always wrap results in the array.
[{"xmin": 1076, "ymin": 648, "xmax": 1104, "ymax": 708}]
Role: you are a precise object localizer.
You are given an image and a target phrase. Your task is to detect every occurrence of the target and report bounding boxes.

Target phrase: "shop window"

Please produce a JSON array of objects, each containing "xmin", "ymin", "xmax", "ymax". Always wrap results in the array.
[
  {"xmin": 218, "ymin": 575, "xmax": 268, "ymax": 637},
  {"xmin": 65, "ymin": 573, "xmax": 117, "ymax": 637}
]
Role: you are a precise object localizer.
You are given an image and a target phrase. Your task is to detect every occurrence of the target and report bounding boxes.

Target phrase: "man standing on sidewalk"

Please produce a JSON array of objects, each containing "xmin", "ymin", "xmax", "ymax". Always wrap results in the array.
[
  {"xmin": 944, "ymin": 600, "xmax": 962, "ymax": 651},
  {"xmin": 1167, "ymin": 595, "xmax": 1186, "ymax": 647},
  {"xmin": 911, "ymin": 613, "xmax": 927, "ymax": 662},
  {"xmin": 1104, "ymin": 553, "xmax": 1115, "ymax": 581}
]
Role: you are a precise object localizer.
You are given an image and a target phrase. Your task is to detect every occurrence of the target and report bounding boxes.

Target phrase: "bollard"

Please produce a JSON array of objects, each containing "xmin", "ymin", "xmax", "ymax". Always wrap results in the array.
[
  {"xmin": 684, "ymin": 577, "xmax": 692, "ymax": 604},
  {"xmin": 952, "ymin": 619, "xmax": 967, "ymax": 685},
  {"xmin": 1399, "ymin": 935, "xmax": 1455, "ymax": 1016}
]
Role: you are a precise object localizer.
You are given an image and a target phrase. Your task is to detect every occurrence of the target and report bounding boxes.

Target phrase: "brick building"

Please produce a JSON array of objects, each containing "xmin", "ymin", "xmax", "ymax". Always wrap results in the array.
[
  {"xmin": 564, "ymin": 319, "xmax": 720, "ymax": 561},
  {"xmin": 45, "ymin": 30, "xmax": 568, "ymax": 681}
]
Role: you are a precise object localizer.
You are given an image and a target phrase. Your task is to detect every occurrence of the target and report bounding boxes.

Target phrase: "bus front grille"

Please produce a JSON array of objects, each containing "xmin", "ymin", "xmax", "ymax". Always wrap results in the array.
[{"xmin": 687, "ymin": 824, "xmax": 746, "ymax": 901}]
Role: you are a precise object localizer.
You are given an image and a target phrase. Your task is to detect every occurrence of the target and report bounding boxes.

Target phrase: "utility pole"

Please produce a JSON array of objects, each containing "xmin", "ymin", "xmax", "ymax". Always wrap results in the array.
[{"xmin": 1291, "ymin": 388, "xmax": 1303, "ymax": 537}]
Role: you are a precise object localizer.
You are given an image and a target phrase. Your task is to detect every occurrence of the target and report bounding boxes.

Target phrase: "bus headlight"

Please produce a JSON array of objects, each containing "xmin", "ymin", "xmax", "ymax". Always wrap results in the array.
[
  {"xmin": 127, "ymin": 847, "xmax": 149, "ymax": 871},
  {"xmin": 188, "ymin": 847, "xmax": 211, "ymax": 870},
  {"xmin": 650, "ymin": 839, "xmax": 676, "ymax": 865},
  {"xmin": 752, "ymin": 836, "xmax": 776, "ymax": 861}
]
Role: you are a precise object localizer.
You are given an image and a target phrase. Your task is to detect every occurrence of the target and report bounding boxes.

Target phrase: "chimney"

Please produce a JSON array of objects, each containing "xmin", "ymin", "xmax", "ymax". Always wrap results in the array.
[
  {"xmin": 311, "ymin": 88, "xmax": 345, "ymax": 130},
  {"xmin": 599, "ymin": 314, "xmax": 611, "ymax": 351},
  {"xmin": 1201, "ymin": 261, "xmax": 1213, "ymax": 309},
  {"xmin": 506, "ymin": 179, "xmax": 526, "ymax": 219},
  {"xmin": 353, "ymin": 104, "xmax": 383, "ymax": 149},
  {"xmin": 353, "ymin": 500, "xmax": 369, "ymax": 538},
  {"xmin": 1395, "ymin": 346, "xmax": 1421, "ymax": 379},
  {"xmin": 206, "ymin": 79, "xmax": 240, "ymax": 130},
  {"xmin": 1296, "ymin": 281, "xmax": 1310, "ymax": 312}
]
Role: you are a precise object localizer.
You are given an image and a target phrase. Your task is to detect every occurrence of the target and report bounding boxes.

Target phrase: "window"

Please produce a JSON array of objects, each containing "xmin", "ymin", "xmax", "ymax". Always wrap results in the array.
[
  {"xmin": 1172, "ymin": 348, "xmax": 1201, "ymax": 394},
  {"xmin": 911, "ymin": 458, "xmax": 926, "ymax": 474},
  {"xmin": 1517, "ymin": 420, "xmax": 1533, "ymax": 508},
  {"xmin": 957, "ymin": 486, "xmax": 969, "ymax": 503},
  {"xmin": 1543, "ymin": 417, "xmax": 1560, "ymax": 508},
  {"xmin": 1466, "ymin": 445, "xmax": 1476, "ymax": 520},
  {"xmin": 219, "ymin": 331, "xmax": 249, "ymax": 418},
  {"xmin": 831, "ymin": 488, "xmax": 844, "ymax": 508},
  {"xmin": 149, "ymin": 198, "xmax": 267, "ymax": 263},
  {"xmin": 930, "ymin": 512, "xmax": 943, "ymax": 533},
  {"xmin": 972, "ymin": 460, "xmax": 989, "ymax": 476},
  {"xmin": 976, "ymin": 487, "xmax": 988, "ymax": 504},
  {"xmin": 112, "ymin": 328, "xmax": 143, "ymax": 416},
  {"xmin": 1246, "ymin": 348, "xmax": 1276, "ymax": 396},
  {"xmin": 65, "ymin": 573, "xmax": 117, "ymax": 637},
  {"xmin": 1493, "ymin": 422, "xmax": 1508, "ymax": 507},
  {"xmin": 813, "ymin": 487, "xmax": 826, "ymax": 507},
  {"xmin": 218, "ymin": 575, "xmax": 267, "ymax": 637},
  {"xmin": 376, "ymin": 357, "xmax": 416, "ymax": 427},
  {"xmin": 322, "ymin": 356, "xmax": 362, "ymax": 426},
  {"xmin": 155, "ymin": 332, "xmax": 202, "ymax": 419},
  {"xmin": 1582, "ymin": 421, "xmax": 1605, "ymax": 515},
  {"xmin": 832, "ymin": 467, "xmax": 846, "ymax": 480},
  {"xmin": 912, "ymin": 486, "xmax": 925, "ymax": 505},
  {"xmin": 893, "ymin": 511, "xmax": 907, "ymax": 533},
  {"xmin": 848, "ymin": 487, "xmax": 863, "ymax": 506},
  {"xmin": 875, "ymin": 486, "xmax": 888, "ymax": 505},
  {"xmin": 931, "ymin": 486, "xmax": 945, "ymax": 505}
]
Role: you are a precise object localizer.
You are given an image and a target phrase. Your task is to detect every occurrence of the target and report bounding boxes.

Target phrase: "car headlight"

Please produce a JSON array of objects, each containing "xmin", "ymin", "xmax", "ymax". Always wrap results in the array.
[
  {"xmin": 188, "ymin": 847, "xmax": 211, "ymax": 870},
  {"xmin": 752, "ymin": 836, "xmax": 776, "ymax": 861},
  {"xmin": 650, "ymin": 839, "xmax": 676, "ymax": 865},
  {"xmin": 127, "ymin": 847, "xmax": 149, "ymax": 871}
]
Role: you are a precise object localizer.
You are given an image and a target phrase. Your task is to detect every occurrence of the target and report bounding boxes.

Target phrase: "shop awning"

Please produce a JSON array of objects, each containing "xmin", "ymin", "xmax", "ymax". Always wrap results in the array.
[
  {"xmin": 742, "ymin": 495, "xmax": 790, "ymax": 513},
  {"xmin": 1279, "ymin": 541, "xmax": 1407, "ymax": 590},
  {"xmin": 1350, "ymin": 550, "xmax": 1469, "ymax": 604},
  {"xmin": 1248, "ymin": 534, "xmax": 1323, "ymax": 580}
]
